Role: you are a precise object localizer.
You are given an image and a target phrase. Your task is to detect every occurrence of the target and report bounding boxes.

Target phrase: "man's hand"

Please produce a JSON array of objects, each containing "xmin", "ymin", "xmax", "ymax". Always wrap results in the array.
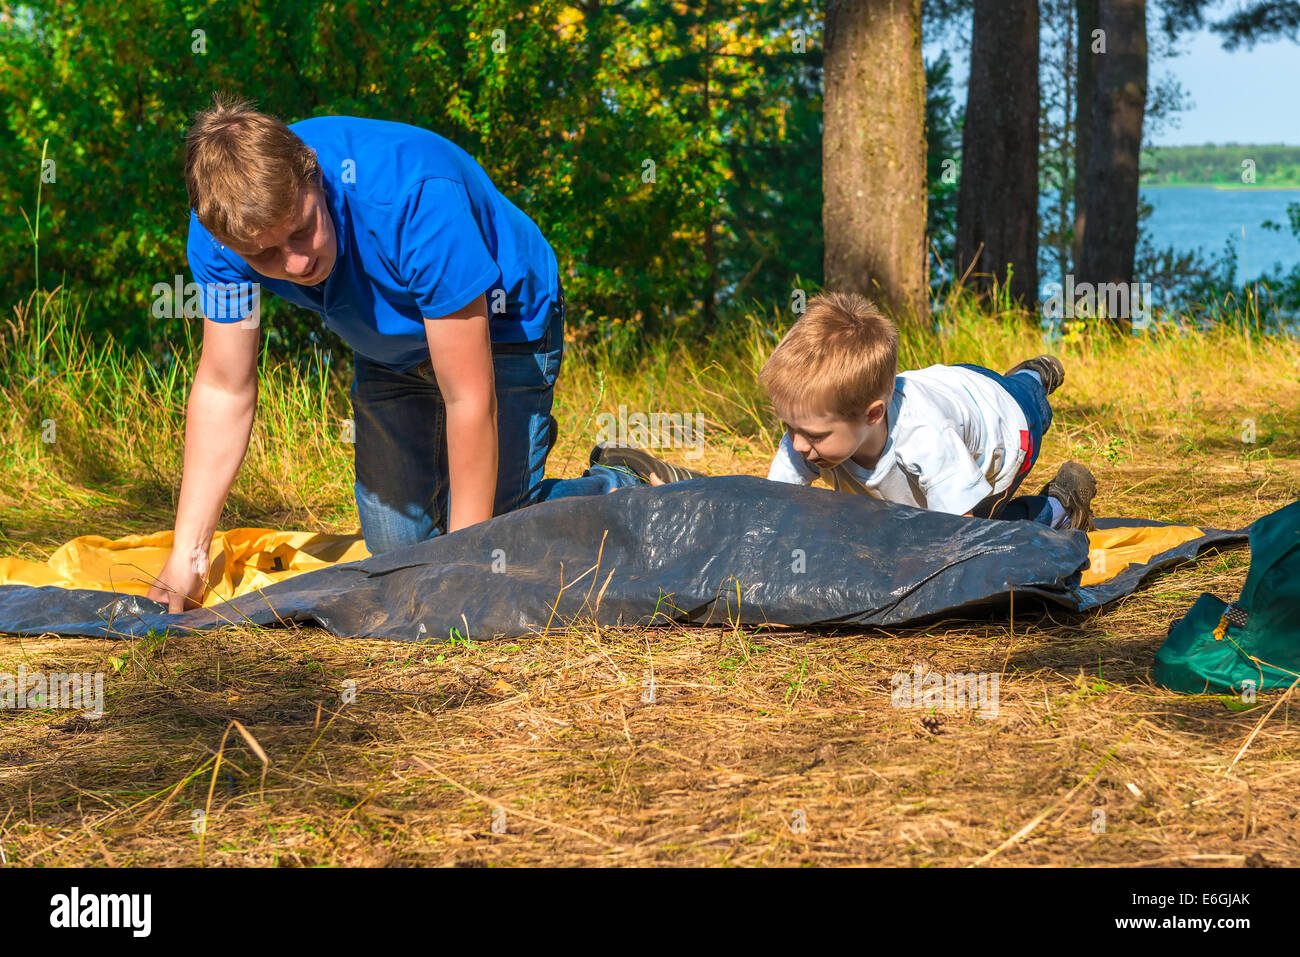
[
  {"xmin": 425, "ymin": 292, "xmax": 498, "ymax": 532},
  {"xmin": 145, "ymin": 547, "xmax": 209, "ymax": 613}
]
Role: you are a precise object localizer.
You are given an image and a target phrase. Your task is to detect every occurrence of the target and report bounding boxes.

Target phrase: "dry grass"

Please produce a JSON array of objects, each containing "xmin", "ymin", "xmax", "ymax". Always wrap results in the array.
[
  {"xmin": 0, "ymin": 534, "xmax": 1294, "ymax": 867},
  {"xmin": 2, "ymin": 299, "xmax": 1300, "ymax": 867}
]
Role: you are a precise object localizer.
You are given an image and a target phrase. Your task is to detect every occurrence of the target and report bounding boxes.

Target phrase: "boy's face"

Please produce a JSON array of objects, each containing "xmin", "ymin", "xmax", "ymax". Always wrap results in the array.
[
  {"xmin": 777, "ymin": 399, "xmax": 887, "ymax": 469},
  {"xmin": 224, "ymin": 185, "xmax": 337, "ymax": 286}
]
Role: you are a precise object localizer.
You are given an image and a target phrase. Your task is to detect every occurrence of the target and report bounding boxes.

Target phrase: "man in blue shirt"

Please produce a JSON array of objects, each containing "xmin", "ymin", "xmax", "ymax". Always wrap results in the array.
[{"xmin": 147, "ymin": 95, "xmax": 635, "ymax": 612}]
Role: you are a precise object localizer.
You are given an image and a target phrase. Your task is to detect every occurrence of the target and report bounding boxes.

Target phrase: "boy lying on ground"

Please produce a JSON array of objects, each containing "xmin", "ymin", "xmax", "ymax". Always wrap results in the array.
[{"xmin": 590, "ymin": 291, "xmax": 1098, "ymax": 531}]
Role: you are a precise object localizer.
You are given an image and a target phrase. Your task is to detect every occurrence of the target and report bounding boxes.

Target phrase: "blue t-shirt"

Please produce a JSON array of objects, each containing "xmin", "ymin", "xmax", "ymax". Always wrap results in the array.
[{"xmin": 186, "ymin": 115, "xmax": 559, "ymax": 371}]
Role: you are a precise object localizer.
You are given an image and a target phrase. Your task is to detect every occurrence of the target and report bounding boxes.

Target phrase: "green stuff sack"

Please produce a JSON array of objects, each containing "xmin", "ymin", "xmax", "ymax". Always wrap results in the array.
[{"xmin": 1154, "ymin": 498, "xmax": 1300, "ymax": 694}]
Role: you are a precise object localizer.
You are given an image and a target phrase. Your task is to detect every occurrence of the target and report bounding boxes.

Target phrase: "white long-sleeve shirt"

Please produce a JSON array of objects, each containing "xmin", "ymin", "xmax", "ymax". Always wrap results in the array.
[{"xmin": 766, "ymin": 364, "xmax": 1032, "ymax": 515}]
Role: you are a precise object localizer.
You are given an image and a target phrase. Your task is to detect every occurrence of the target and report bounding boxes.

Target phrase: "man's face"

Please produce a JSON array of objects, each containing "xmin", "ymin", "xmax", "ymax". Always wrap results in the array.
[
  {"xmin": 777, "ymin": 400, "xmax": 885, "ymax": 469},
  {"xmin": 225, "ymin": 185, "xmax": 337, "ymax": 285}
]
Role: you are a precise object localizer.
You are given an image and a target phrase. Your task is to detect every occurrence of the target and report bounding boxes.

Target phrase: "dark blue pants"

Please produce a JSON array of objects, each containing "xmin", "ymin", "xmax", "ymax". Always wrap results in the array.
[
  {"xmin": 350, "ymin": 281, "xmax": 638, "ymax": 554},
  {"xmin": 956, "ymin": 364, "xmax": 1057, "ymax": 525}
]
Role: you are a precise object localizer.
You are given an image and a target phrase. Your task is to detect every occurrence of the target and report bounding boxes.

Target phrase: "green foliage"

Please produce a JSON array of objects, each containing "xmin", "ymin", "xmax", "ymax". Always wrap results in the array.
[
  {"xmin": 0, "ymin": 0, "xmax": 829, "ymax": 358},
  {"xmin": 925, "ymin": 52, "xmax": 961, "ymax": 282},
  {"xmin": 1213, "ymin": 0, "xmax": 1300, "ymax": 49}
]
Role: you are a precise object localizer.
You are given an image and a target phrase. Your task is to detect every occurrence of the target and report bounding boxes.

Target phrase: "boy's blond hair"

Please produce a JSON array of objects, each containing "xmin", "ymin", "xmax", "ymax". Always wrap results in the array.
[
  {"xmin": 759, "ymin": 292, "xmax": 898, "ymax": 419},
  {"xmin": 185, "ymin": 92, "xmax": 322, "ymax": 248}
]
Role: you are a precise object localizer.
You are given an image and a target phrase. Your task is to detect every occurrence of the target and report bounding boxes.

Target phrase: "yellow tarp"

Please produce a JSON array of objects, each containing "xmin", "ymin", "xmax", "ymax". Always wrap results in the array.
[
  {"xmin": 1078, "ymin": 523, "xmax": 1205, "ymax": 587},
  {"xmin": 0, "ymin": 522, "xmax": 1203, "ymax": 605},
  {"xmin": 0, "ymin": 529, "xmax": 371, "ymax": 608}
]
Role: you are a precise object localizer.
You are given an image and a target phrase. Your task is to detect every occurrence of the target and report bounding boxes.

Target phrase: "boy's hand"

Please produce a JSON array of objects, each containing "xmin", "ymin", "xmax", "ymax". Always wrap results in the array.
[{"xmin": 608, "ymin": 472, "xmax": 664, "ymax": 493}]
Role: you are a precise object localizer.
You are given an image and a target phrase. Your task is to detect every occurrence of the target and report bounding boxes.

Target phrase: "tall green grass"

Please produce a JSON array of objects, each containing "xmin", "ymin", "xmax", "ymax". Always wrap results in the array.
[{"xmin": 3, "ymin": 277, "xmax": 1298, "ymax": 554}]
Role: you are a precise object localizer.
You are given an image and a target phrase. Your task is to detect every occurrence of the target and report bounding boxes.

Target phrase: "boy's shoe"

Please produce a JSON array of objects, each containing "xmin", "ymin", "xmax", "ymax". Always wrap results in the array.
[
  {"xmin": 589, "ymin": 442, "xmax": 707, "ymax": 484},
  {"xmin": 1039, "ymin": 461, "xmax": 1097, "ymax": 532},
  {"xmin": 1006, "ymin": 355, "xmax": 1065, "ymax": 395}
]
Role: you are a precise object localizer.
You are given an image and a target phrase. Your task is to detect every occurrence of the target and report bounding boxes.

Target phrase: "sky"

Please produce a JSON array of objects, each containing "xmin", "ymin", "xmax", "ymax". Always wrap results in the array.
[
  {"xmin": 1153, "ymin": 29, "xmax": 1300, "ymax": 146},
  {"xmin": 923, "ymin": 21, "xmax": 1300, "ymax": 148}
]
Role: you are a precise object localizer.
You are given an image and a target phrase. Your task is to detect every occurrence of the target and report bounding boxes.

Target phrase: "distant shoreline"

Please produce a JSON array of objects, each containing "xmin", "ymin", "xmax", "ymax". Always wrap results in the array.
[
  {"xmin": 1140, "ymin": 183, "xmax": 1300, "ymax": 191},
  {"xmin": 1141, "ymin": 145, "xmax": 1300, "ymax": 191}
]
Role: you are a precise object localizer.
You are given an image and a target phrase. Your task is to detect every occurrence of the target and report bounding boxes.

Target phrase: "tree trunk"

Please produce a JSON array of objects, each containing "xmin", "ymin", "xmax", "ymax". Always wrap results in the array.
[
  {"xmin": 954, "ymin": 0, "xmax": 1040, "ymax": 305},
  {"xmin": 1073, "ymin": 0, "xmax": 1100, "ymax": 270},
  {"xmin": 1078, "ymin": 0, "xmax": 1147, "ymax": 315},
  {"xmin": 823, "ymin": 0, "xmax": 928, "ymax": 326}
]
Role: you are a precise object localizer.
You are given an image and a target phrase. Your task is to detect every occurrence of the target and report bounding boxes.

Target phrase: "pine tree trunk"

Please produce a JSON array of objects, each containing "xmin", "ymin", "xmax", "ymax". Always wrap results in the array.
[
  {"xmin": 954, "ymin": 0, "xmax": 1040, "ymax": 305},
  {"xmin": 823, "ymin": 0, "xmax": 928, "ymax": 326},
  {"xmin": 1073, "ymin": 0, "xmax": 1100, "ymax": 270},
  {"xmin": 1078, "ymin": 0, "xmax": 1147, "ymax": 316}
]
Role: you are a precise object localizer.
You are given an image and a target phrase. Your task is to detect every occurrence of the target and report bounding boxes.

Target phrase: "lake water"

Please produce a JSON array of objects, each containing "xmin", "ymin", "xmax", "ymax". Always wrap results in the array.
[{"xmin": 1141, "ymin": 186, "xmax": 1300, "ymax": 279}]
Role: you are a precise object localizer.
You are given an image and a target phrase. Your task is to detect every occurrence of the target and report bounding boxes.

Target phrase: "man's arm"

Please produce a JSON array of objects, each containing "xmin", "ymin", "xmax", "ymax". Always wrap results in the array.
[
  {"xmin": 425, "ymin": 291, "xmax": 498, "ymax": 533},
  {"xmin": 146, "ymin": 316, "xmax": 260, "ymax": 610}
]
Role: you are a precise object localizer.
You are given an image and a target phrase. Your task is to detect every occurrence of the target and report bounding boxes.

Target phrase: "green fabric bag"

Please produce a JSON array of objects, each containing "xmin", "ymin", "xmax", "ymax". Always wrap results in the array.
[{"xmin": 1154, "ymin": 498, "xmax": 1300, "ymax": 694}]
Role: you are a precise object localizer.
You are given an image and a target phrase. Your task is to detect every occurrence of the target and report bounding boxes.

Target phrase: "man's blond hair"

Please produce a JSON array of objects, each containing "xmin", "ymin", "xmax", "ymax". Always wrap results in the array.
[
  {"xmin": 185, "ymin": 92, "xmax": 322, "ymax": 248},
  {"xmin": 758, "ymin": 292, "xmax": 898, "ymax": 419}
]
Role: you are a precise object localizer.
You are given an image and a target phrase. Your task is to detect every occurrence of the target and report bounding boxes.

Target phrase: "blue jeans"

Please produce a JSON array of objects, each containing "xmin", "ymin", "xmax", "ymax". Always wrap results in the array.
[
  {"xmin": 350, "ymin": 282, "xmax": 639, "ymax": 554},
  {"xmin": 955, "ymin": 364, "xmax": 1056, "ymax": 525}
]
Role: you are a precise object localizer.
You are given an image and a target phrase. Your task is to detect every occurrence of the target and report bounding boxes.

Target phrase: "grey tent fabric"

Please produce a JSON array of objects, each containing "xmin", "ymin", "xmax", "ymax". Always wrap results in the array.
[{"xmin": 0, "ymin": 476, "xmax": 1249, "ymax": 642}]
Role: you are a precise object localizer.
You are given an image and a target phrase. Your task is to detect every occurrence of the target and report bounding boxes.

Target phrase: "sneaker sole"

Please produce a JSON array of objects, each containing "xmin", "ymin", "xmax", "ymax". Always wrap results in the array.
[
  {"xmin": 1007, "ymin": 355, "xmax": 1065, "ymax": 395},
  {"xmin": 1041, "ymin": 461, "xmax": 1097, "ymax": 532},
  {"xmin": 590, "ymin": 443, "xmax": 705, "ymax": 484}
]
